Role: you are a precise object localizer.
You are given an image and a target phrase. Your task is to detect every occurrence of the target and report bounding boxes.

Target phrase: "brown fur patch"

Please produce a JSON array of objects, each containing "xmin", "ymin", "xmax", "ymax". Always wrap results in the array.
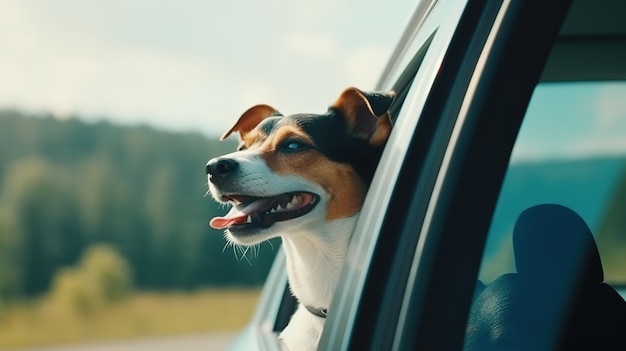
[
  {"xmin": 332, "ymin": 88, "xmax": 372, "ymax": 136},
  {"xmin": 260, "ymin": 126, "xmax": 366, "ymax": 220},
  {"xmin": 221, "ymin": 104, "xmax": 278, "ymax": 141},
  {"xmin": 369, "ymin": 113, "xmax": 392, "ymax": 146},
  {"xmin": 242, "ymin": 128, "xmax": 265, "ymax": 148},
  {"xmin": 332, "ymin": 87, "xmax": 392, "ymax": 146}
]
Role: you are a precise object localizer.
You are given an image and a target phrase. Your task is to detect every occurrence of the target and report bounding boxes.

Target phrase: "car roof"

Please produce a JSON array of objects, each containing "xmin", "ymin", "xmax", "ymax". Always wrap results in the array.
[
  {"xmin": 560, "ymin": 0, "xmax": 626, "ymax": 37},
  {"xmin": 542, "ymin": 0, "xmax": 626, "ymax": 81}
]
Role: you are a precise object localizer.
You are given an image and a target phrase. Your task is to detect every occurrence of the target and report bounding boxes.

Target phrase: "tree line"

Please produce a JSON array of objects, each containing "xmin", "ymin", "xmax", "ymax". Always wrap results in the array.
[
  {"xmin": 0, "ymin": 110, "xmax": 278, "ymax": 301},
  {"xmin": 2, "ymin": 109, "xmax": 625, "ymax": 303}
]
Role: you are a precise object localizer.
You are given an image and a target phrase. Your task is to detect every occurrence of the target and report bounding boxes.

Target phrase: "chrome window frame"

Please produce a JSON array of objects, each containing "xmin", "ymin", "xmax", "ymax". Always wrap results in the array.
[{"xmin": 321, "ymin": 0, "xmax": 470, "ymax": 349}]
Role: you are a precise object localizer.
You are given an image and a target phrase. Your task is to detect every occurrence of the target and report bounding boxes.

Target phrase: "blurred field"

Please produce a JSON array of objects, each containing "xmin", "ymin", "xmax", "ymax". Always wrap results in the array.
[
  {"xmin": 0, "ymin": 289, "xmax": 260, "ymax": 349},
  {"xmin": 13, "ymin": 333, "xmax": 237, "ymax": 351}
]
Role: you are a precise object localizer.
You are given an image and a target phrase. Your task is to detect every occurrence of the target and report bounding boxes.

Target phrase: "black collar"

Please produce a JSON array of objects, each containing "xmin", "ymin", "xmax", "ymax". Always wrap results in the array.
[{"xmin": 305, "ymin": 305, "xmax": 328, "ymax": 319}]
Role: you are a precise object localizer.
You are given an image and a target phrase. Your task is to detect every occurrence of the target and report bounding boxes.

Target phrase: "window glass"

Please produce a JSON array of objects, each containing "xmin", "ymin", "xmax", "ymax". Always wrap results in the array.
[
  {"xmin": 479, "ymin": 81, "xmax": 626, "ymax": 287},
  {"xmin": 466, "ymin": 81, "xmax": 626, "ymax": 350}
]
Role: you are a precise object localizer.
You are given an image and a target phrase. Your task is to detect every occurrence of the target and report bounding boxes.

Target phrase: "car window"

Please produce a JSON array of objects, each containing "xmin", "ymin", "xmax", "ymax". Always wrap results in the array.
[
  {"xmin": 479, "ymin": 81, "xmax": 626, "ymax": 286},
  {"xmin": 466, "ymin": 80, "xmax": 626, "ymax": 350}
]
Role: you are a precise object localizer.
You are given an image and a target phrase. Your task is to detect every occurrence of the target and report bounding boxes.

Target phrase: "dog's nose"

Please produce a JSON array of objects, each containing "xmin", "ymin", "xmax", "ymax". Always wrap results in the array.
[{"xmin": 206, "ymin": 158, "xmax": 239, "ymax": 179}]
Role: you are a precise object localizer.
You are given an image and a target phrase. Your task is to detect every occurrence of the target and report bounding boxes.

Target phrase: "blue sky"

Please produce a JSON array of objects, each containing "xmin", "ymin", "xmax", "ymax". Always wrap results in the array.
[
  {"xmin": 511, "ymin": 82, "xmax": 626, "ymax": 161},
  {"xmin": 0, "ymin": 0, "xmax": 416, "ymax": 136}
]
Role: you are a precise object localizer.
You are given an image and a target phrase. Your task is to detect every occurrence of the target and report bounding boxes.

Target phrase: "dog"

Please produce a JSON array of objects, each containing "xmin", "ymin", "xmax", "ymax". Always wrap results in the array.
[{"xmin": 206, "ymin": 87, "xmax": 394, "ymax": 350}]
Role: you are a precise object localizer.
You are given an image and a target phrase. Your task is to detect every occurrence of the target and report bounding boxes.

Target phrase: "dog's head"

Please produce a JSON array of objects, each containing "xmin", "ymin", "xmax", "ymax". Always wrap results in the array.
[{"xmin": 206, "ymin": 87, "xmax": 394, "ymax": 245}]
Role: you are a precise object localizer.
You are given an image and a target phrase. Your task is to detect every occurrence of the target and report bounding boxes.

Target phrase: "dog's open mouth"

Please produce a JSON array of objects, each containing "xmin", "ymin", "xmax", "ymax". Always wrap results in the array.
[{"xmin": 209, "ymin": 192, "xmax": 319, "ymax": 230}]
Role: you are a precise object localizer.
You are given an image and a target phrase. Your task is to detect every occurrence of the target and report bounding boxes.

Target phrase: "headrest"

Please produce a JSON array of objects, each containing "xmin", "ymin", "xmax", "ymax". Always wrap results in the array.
[{"xmin": 513, "ymin": 204, "xmax": 603, "ymax": 284}]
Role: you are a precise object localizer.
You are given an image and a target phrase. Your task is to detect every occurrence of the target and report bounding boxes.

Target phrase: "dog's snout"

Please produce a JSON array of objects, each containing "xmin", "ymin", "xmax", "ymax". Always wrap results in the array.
[{"xmin": 206, "ymin": 158, "xmax": 239, "ymax": 179}]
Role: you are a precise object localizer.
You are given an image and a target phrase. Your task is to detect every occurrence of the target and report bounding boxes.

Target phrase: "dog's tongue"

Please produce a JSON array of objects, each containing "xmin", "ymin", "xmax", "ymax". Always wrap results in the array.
[{"xmin": 209, "ymin": 198, "xmax": 274, "ymax": 229}]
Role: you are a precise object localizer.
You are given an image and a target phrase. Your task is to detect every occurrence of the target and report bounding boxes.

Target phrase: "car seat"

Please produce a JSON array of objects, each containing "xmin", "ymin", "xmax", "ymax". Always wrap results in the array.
[{"xmin": 464, "ymin": 204, "xmax": 626, "ymax": 350}]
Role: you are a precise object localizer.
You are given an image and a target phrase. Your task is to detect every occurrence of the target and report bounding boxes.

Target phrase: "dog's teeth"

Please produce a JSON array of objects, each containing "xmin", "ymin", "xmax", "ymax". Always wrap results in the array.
[
  {"xmin": 291, "ymin": 195, "xmax": 300, "ymax": 205},
  {"xmin": 246, "ymin": 215, "xmax": 252, "ymax": 223},
  {"xmin": 270, "ymin": 208, "xmax": 277, "ymax": 213},
  {"xmin": 285, "ymin": 202, "xmax": 296, "ymax": 210}
]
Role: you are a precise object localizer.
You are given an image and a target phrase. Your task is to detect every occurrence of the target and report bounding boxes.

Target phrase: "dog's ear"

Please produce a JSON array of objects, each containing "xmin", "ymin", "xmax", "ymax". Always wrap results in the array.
[
  {"xmin": 220, "ymin": 104, "xmax": 280, "ymax": 140},
  {"xmin": 332, "ymin": 87, "xmax": 394, "ymax": 146}
]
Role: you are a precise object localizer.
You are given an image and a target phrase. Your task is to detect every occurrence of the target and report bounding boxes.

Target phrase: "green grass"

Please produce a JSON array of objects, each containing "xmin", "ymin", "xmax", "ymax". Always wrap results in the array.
[{"xmin": 0, "ymin": 289, "xmax": 260, "ymax": 349}]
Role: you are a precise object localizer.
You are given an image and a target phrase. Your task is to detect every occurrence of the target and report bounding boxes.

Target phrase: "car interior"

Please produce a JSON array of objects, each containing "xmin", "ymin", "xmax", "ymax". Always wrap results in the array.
[
  {"xmin": 465, "ymin": 204, "xmax": 626, "ymax": 350},
  {"xmin": 464, "ymin": 0, "xmax": 626, "ymax": 349}
]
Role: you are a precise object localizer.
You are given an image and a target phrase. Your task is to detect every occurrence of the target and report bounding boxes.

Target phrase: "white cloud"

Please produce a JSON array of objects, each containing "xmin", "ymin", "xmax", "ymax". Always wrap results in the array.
[
  {"xmin": 561, "ymin": 83, "xmax": 626, "ymax": 158},
  {"xmin": 595, "ymin": 83, "xmax": 626, "ymax": 130},
  {"xmin": 0, "ymin": 43, "xmax": 219, "ymax": 128},
  {"xmin": 0, "ymin": 0, "xmax": 416, "ymax": 135},
  {"xmin": 511, "ymin": 137, "xmax": 626, "ymax": 163},
  {"xmin": 566, "ymin": 137, "xmax": 626, "ymax": 158},
  {"xmin": 282, "ymin": 32, "xmax": 339, "ymax": 61},
  {"xmin": 510, "ymin": 144, "xmax": 549, "ymax": 163},
  {"xmin": 511, "ymin": 82, "xmax": 626, "ymax": 162},
  {"xmin": 237, "ymin": 80, "xmax": 283, "ymax": 112},
  {"xmin": 343, "ymin": 45, "xmax": 390, "ymax": 89},
  {"xmin": 285, "ymin": 0, "xmax": 346, "ymax": 25}
]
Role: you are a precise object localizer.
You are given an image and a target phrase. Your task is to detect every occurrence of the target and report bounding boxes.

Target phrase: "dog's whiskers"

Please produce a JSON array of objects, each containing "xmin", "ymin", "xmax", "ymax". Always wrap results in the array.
[
  {"xmin": 252, "ymin": 243, "xmax": 261, "ymax": 257},
  {"xmin": 222, "ymin": 233, "xmax": 254, "ymax": 265},
  {"xmin": 222, "ymin": 240, "xmax": 232, "ymax": 253},
  {"xmin": 237, "ymin": 245, "xmax": 253, "ymax": 265},
  {"xmin": 266, "ymin": 239, "xmax": 275, "ymax": 251}
]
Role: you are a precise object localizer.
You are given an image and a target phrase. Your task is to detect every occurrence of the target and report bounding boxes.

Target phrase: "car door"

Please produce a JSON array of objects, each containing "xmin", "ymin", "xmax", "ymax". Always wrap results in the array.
[{"xmin": 322, "ymin": 0, "xmax": 575, "ymax": 350}]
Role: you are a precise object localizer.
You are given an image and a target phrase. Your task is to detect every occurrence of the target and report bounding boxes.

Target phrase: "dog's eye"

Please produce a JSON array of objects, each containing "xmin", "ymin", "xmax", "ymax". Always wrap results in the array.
[
  {"xmin": 279, "ymin": 140, "xmax": 309, "ymax": 153},
  {"xmin": 237, "ymin": 143, "xmax": 247, "ymax": 151}
]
